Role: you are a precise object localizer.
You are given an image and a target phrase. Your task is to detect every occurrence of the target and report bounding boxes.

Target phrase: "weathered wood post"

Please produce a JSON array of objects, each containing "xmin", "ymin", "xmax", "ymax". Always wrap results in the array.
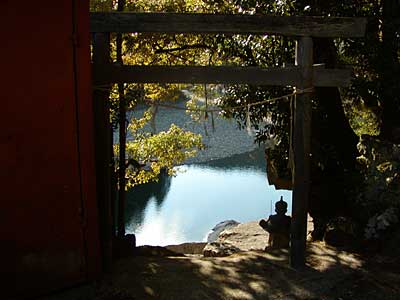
[
  {"xmin": 116, "ymin": 39, "xmax": 127, "ymax": 237},
  {"xmin": 116, "ymin": 0, "xmax": 127, "ymax": 239},
  {"xmin": 92, "ymin": 33, "xmax": 113, "ymax": 271},
  {"xmin": 290, "ymin": 36, "xmax": 313, "ymax": 268}
]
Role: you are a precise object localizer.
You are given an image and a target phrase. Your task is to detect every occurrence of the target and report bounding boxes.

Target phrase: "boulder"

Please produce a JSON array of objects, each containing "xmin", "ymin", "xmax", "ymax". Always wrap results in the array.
[
  {"xmin": 218, "ymin": 221, "xmax": 269, "ymax": 251},
  {"xmin": 203, "ymin": 242, "xmax": 242, "ymax": 257},
  {"xmin": 203, "ymin": 221, "xmax": 270, "ymax": 257},
  {"xmin": 166, "ymin": 242, "xmax": 207, "ymax": 255},
  {"xmin": 206, "ymin": 220, "xmax": 240, "ymax": 243}
]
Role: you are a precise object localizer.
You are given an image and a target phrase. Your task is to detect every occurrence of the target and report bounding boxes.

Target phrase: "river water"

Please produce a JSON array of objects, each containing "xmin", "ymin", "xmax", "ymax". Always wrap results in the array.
[{"xmin": 125, "ymin": 148, "xmax": 292, "ymax": 246}]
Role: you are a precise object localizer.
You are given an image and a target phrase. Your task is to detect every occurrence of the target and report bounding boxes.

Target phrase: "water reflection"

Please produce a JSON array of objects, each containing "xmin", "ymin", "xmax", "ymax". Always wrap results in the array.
[
  {"xmin": 125, "ymin": 170, "xmax": 171, "ymax": 231},
  {"xmin": 125, "ymin": 148, "xmax": 292, "ymax": 246}
]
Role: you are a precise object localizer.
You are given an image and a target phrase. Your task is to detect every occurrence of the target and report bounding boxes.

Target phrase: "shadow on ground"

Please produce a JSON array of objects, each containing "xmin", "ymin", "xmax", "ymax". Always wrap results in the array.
[{"xmin": 91, "ymin": 243, "xmax": 399, "ymax": 300}]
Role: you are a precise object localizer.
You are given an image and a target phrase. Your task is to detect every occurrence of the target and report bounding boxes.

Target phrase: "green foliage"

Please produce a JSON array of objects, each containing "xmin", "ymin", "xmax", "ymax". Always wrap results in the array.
[
  {"xmin": 90, "ymin": 0, "xmax": 114, "ymax": 11},
  {"xmin": 123, "ymin": 109, "xmax": 204, "ymax": 187},
  {"xmin": 355, "ymin": 136, "xmax": 400, "ymax": 224},
  {"xmin": 343, "ymin": 97, "xmax": 380, "ymax": 136}
]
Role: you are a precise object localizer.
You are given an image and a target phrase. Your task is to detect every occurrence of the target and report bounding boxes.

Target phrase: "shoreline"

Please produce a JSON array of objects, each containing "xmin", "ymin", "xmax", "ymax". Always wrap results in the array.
[
  {"xmin": 117, "ymin": 101, "xmax": 260, "ymax": 164},
  {"xmin": 156, "ymin": 216, "xmax": 313, "ymax": 256}
]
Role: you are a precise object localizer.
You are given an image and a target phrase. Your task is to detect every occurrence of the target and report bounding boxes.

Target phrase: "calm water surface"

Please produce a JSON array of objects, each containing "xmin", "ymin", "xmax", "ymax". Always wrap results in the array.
[{"xmin": 125, "ymin": 148, "xmax": 292, "ymax": 246}]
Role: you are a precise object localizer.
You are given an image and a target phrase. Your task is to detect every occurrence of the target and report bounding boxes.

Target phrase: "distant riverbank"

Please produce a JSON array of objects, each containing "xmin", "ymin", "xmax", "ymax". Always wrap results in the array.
[{"xmin": 115, "ymin": 100, "xmax": 259, "ymax": 164}]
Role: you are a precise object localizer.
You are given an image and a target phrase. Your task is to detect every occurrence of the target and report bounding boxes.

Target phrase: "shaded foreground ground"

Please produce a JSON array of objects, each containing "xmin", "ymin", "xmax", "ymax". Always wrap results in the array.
[{"xmin": 43, "ymin": 242, "xmax": 400, "ymax": 300}]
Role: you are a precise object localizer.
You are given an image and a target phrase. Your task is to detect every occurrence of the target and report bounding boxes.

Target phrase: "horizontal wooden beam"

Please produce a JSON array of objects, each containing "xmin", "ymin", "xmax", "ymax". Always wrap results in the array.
[
  {"xmin": 90, "ymin": 13, "xmax": 366, "ymax": 38},
  {"xmin": 92, "ymin": 65, "xmax": 352, "ymax": 87}
]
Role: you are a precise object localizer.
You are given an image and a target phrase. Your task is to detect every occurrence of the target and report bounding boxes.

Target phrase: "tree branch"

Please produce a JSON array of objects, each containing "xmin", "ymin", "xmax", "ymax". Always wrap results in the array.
[{"xmin": 155, "ymin": 43, "xmax": 210, "ymax": 54}]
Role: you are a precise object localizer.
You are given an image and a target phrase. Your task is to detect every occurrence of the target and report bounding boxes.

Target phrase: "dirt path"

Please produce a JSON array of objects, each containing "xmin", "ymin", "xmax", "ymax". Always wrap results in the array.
[{"xmin": 92, "ymin": 243, "xmax": 399, "ymax": 300}]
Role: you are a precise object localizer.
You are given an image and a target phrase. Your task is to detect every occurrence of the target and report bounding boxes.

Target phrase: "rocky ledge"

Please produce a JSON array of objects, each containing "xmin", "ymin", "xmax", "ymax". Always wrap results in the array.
[
  {"xmin": 202, "ymin": 221, "xmax": 269, "ymax": 257},
  {"xmin": 163, "ymin": 221, "xmax": 269, "ymax": 257},
  {"xmin": 169, "ymin": 216, "xmax": 314, "ymax": 257}
]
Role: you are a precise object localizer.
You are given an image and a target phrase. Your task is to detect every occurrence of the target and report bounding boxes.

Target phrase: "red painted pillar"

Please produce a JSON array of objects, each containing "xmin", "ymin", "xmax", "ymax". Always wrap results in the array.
[{"xmin": 1, "ymin": 0, "xmax": 100, "ymax": 297}]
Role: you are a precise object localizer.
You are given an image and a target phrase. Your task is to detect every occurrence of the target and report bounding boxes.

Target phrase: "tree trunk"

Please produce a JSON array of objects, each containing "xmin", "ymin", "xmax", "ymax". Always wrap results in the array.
[{"xmin": 309, "ymin": 38, "xmax": 360, "ymax": 240}]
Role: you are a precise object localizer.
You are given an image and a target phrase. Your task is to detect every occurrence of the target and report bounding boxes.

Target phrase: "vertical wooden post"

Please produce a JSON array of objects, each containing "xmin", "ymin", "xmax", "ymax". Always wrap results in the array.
[
  {"xmin": 92, "ymin": 33, "xmax": 113, "ymax": 272},
  {"xmin": 110, "ymin": 130, "xmax": 117, "ymax": 239},
  {"xmin": 116, "ymin": 0, "xmax": 126, "ymax": 238},
  {"xmin": 290, "ymin": 36, "xmax": 313, "ymax": 269},
  {"xmin": 117, "ymin": 62, "xmax": 126, "ymax": 238}
]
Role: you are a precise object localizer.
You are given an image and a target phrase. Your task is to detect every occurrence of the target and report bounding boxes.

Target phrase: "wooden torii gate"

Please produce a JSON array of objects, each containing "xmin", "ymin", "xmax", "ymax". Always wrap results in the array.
[{"xmin": 90, "ymin": 13, "xmax": 366, "ymax": 269}]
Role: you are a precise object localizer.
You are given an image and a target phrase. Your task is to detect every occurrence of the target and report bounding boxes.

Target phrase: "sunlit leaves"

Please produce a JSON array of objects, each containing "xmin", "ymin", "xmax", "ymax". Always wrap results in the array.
[{"xmin": 125, "ymin": 122, "xmax": 204, "ymax": 187}]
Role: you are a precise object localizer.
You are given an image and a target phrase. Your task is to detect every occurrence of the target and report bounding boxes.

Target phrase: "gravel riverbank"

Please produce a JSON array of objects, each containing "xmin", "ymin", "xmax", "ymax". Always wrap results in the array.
[{"xmin": 115, "ymin": 100, "xmax": 259, "ymax": 164}]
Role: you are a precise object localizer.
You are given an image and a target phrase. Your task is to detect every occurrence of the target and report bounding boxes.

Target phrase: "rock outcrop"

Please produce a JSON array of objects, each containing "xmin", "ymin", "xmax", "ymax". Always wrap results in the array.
[
  {"xmin": 206, "ymin": 220, "xmax": 240, "ymax": 243},
  {"xmin": 165, "ymin": 242, "xmax": 207, "ymax": 255},
  {"xmin": 144, "ymin": 217, "xmax": 314, "ymax": 257},
  {"xmin": 203, "ymin": 242, "xmax": 241, "ymax": 257},
  {"xmin": 203, "ymin": 221, "xmax": 269, "ymax": 257}
]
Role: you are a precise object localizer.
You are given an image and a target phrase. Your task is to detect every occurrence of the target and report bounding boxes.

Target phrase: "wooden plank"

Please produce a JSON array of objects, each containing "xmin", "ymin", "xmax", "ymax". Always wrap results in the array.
[
  {"xmin": 290, "ymin": 36, "xmax": 313, "ymax": 269},
  {"xmin": 92, "ymin": 65, "xmax": 351, "ymax": 87},
  {"xmin": 92, "ymin": 33, "xmax": 113, "ymax": 272},
  {"xmin": 90, "ymin": 12, "xmax": 366, "ymax": 38},
  {"xmin": 93, "ymin": 65, "xmax": 299, "ymax": 85}
]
